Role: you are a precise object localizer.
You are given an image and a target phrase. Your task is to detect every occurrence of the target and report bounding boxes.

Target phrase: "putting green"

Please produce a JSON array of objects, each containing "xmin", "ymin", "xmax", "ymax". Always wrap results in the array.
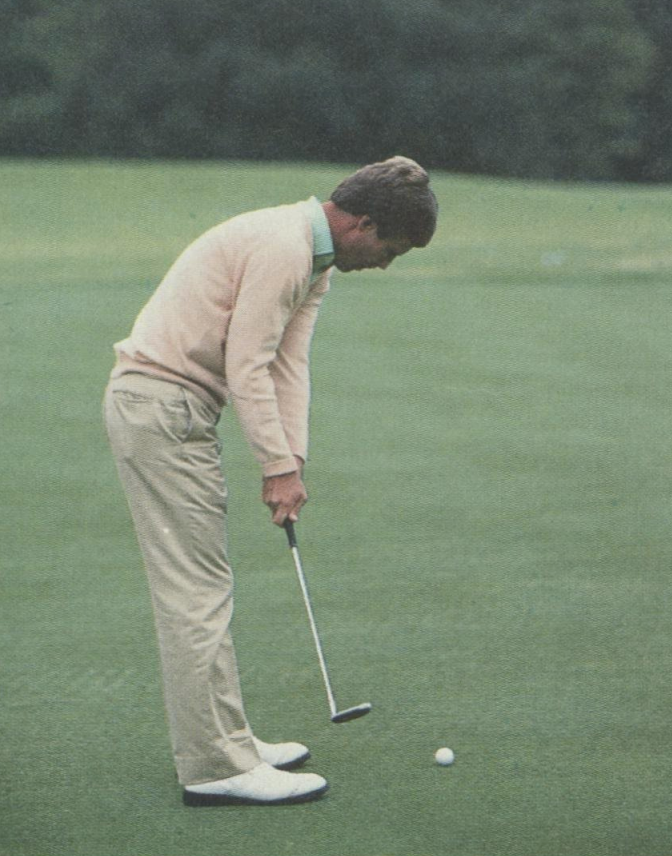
[{"xmin": 2, "ymin": 159, "xmax": 671, "ymax": 856}]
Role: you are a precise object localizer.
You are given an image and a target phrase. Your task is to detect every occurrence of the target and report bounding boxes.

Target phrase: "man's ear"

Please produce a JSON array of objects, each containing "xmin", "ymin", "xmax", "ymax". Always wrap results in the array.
[{"xmin": 358, "ymin": 215, "xmax": 377, "ymax": 232}]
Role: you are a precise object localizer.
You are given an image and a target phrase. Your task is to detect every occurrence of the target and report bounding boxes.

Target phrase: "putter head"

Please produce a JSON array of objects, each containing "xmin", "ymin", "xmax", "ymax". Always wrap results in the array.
[{"xmin": 330, "ymin": 703, "xmax": 372, "ymax": 724}]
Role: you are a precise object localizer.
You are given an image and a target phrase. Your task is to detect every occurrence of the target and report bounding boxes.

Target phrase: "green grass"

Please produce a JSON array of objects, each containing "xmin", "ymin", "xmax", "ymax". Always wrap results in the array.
[{"xmin": 2, "ymin": 158, "xmax": 672, "ymax": 856}]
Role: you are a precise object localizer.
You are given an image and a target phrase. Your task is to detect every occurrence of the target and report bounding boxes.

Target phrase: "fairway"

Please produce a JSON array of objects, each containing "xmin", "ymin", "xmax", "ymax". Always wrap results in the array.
[{"xmin": 2, "ymin": 159, "xmax": 672, "ymax": 856}]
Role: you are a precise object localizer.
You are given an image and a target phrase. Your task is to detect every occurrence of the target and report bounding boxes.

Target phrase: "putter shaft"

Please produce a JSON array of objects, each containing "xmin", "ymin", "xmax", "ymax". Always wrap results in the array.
[
  {"xmin": 283, "ymin": 521, "xmax": 371, "ymax": 724},
  {"xmin": 287, "ymin": 533, "xmax": 338, "ymax": 717}
]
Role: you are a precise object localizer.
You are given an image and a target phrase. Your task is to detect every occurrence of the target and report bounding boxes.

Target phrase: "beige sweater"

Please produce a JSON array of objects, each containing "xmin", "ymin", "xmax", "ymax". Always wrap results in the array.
[{"xmin": 111, "ymin": 200, "xmax": 332, "ymax": 477}]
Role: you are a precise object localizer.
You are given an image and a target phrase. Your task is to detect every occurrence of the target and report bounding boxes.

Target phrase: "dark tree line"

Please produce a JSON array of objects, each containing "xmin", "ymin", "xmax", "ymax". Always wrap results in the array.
[{"xmin": 0, "ymin": 0, "xmax": 669, "ymax": 181}]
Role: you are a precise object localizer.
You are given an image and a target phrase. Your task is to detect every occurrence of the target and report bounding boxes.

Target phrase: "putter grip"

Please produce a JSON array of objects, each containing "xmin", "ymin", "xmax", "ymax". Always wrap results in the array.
[{"xmin": 283, "ymin": 519, "xmax": 298, "ymax": 549}]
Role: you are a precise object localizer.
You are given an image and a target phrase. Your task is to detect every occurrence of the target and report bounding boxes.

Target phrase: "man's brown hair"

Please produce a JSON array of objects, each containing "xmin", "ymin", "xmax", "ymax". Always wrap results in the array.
[{"xmin": 330, "ymin": 156, "xmax": 438, "ymax": 247}]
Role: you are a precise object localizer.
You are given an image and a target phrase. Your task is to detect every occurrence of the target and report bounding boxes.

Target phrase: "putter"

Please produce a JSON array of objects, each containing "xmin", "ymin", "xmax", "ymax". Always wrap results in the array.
[{"xmin": 283, "ymin": 520, "xmax": 372, "ymax": 724}]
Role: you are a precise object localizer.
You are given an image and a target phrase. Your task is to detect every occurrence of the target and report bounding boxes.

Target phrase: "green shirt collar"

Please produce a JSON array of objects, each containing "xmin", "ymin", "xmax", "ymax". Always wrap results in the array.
[{"xmin": 307, "ymin": 196, "xmax": 334, "ymax": 277}]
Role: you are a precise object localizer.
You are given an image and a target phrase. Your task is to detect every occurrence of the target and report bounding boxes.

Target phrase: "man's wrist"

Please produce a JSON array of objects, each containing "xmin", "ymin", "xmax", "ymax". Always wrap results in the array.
[{"xmin": 262, "ymin": 456, "xmax": 299, "ymax": 478}]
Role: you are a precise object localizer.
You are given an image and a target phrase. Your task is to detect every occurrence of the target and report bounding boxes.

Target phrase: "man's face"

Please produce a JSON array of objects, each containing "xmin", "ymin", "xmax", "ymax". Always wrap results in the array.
[{"xmin": 333, "ymin": 217, "xmax": 413, "ymax": 273}]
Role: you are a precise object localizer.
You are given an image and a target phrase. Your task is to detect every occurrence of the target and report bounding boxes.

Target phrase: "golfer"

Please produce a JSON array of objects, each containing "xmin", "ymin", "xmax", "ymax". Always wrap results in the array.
[{"xmin": 103, "ymin": 156, "xmax": 438, "ymax": 806}]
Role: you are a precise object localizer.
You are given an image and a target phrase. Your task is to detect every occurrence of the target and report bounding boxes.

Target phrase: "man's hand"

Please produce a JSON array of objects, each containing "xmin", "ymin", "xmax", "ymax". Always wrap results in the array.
[{"xmin": 262, "ymin": 457, "xmax": 307, "ymax": 526}]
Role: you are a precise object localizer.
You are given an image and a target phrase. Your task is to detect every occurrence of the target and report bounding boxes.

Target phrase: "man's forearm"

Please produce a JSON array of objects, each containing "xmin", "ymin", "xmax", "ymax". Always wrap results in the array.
[{"xmin": 268, "ymin": 289, "xmax": 325, "ymax": 463}]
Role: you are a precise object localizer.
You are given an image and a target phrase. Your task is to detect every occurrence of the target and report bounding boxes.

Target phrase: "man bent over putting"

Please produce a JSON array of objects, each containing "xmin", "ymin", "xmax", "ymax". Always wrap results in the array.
[{"xmin": 103, "ymin": 157, "xmax": 438, "ymax": 805}]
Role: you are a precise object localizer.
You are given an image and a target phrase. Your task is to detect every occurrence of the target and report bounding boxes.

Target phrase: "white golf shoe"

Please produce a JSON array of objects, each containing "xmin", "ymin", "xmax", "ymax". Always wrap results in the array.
[
  {"xmin": 253, "ymin": 737, "xmax": 310, "ymax": 770},
  {"xmin": 183, "ymin": 762, "xmax": 328, "ymax": 806}
]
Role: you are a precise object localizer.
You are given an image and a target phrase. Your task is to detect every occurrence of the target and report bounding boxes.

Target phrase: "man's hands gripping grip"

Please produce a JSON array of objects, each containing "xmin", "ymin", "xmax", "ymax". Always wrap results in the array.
[{"xmin": 262, "ymin": 456, "xmax": 308, "ymax": 526}]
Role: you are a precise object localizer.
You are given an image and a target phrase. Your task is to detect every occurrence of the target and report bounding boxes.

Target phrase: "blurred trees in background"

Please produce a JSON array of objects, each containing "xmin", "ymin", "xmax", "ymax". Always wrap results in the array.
[
  {"xmin": 629, "ymin": 0, "xmax": 672, "ymax": 180},
  {"xmin": 0, "ymin": 0, "xmax": 668, "ymax": 181}
]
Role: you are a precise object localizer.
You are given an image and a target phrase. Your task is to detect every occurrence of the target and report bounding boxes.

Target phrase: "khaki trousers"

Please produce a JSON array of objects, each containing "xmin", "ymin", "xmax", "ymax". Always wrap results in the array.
[{"xmin": 103, "ymin": 373, "xmax": 261, "ymax": 786}]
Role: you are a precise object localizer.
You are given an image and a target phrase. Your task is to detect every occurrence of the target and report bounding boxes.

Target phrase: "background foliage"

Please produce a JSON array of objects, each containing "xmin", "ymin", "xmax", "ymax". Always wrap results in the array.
[{"xmin": 0, "ymin": 0, "xmax": 669, "ymax": 181}]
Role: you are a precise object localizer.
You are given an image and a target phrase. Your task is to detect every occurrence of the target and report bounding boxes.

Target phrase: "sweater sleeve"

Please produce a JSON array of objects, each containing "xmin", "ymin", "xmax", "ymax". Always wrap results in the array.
[
  {"xmin": 269, "ymin": 274, "xmax": 330, "ymax": 462},
  {"xmin": 224, "ymin": 239, "xmax": 312, "ymax": 477}
]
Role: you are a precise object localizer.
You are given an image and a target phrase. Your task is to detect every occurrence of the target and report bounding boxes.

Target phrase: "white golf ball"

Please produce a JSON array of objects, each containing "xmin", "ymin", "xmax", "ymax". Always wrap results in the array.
[{"xmin": 435, "ymin": 747, "xmax": 455, "ymax": 766}]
